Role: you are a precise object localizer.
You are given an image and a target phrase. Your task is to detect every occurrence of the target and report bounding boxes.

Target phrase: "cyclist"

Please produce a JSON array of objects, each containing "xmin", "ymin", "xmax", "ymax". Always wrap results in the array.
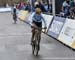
[
  {"xmin": 12, "ymin": 4, "xmax": 17, "ymax": 24},
  {"xmin": 31, "ymin": 8, "xmax": 47, "ymax": 50}
]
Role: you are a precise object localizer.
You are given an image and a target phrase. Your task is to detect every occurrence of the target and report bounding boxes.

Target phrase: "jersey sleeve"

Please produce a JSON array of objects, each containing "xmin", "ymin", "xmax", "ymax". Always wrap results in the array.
[{"xmin": 41, "ymin": 15, "xmax": 47, "ymax": 27}]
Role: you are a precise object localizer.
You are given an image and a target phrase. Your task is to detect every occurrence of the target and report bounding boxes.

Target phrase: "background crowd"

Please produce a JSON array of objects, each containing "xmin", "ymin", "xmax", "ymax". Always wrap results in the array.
[
  {"xmin": 15, "ymin": 1, "xmax": 52, "ymax": 13},
  {"xmin": 12, "ymin": 0, "xmax": 75, "ymax": 19},
  {"xmin": 60, "ymin": 0, "xmax": 75, "ymax": 19}
]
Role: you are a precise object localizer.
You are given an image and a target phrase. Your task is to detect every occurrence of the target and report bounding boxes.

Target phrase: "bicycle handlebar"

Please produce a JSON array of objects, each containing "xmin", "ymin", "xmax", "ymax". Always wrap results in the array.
[
  {"xmin": 31, "ymin": 25, "xmax": 47, "ymax": 29},
  {"xmin": 31, "ymin": 25, "xmax": 47, "ymax": 34}
]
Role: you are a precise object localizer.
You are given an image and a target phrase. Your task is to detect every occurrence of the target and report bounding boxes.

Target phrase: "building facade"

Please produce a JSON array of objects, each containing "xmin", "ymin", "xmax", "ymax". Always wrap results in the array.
[{"xmin": 0, "ymin": 0, "xmax": 26, "ymax": 7}]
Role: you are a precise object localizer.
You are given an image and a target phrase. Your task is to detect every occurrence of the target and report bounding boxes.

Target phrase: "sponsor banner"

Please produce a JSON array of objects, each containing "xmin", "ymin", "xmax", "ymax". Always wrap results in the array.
[
  {"xmin": 47, "ymin": 16, "xmax": 66, "ymax": 38},
  {"xmin": 58, "ymin": 18, "xmax": 75, "ymax": 49},
  {"xmin": 18, "ymin": 10, "xmax": 28, "ymax": 21},
  {"xmin": 0, "ymin": 8, "xmax": 11, "ymax": 12},
  {"xmin": 42, "ymin": 14, "xmax": 53, "ymax": 31},
  {"xmin": 71, "ymin": 41, "xmax": 75, "ymax": 49}
]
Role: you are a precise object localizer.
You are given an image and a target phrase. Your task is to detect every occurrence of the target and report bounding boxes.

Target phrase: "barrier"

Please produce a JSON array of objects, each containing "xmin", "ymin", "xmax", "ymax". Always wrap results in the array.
[
  {"xmin": 25, "ymin": 12, "xmax": 35, "ymax": 25},
  {"xmin": 47, "ymin": 16, "xmax": 66, "ymax": 39},
  {"xmin": 18, "ymin": 10, "xmax": 75, "ymax": 49},
  {"xmin": 18, "ymin": 10, "xmax": 28, "ymax": 21},
  {"xmin": 0, "ymin": 8, "xmax": 11, "ymax": 12},
  {"xmin": 58, "ymin": 18, "xmax": 75, "ymax": 49},
  {"xmin": 42, "ymin": 14, "xmax": 53, "ymax": 31}
]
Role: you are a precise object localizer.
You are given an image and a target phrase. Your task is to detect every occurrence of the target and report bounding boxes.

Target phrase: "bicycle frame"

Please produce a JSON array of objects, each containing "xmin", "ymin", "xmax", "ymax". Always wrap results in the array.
[
  {"xmin": 31, "ymin": 25, "xmax": 47, "ymax": 56},
  {"xmin": 32, "ymin": 27, "xmax": 41, "ymax": 56}
]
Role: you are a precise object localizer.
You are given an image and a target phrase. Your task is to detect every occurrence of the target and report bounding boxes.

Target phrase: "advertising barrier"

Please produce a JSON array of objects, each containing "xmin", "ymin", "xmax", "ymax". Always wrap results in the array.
[
  {"xmin": 18, "ymin": 10, "xmax": 28, "ymax": 21},
  {"xmin": 47, "ymin": 16, "xmax": 66, "ymax": 39},
  {"xmin": 58, "ymin": 18, "xmax": 75, "ymax": 49},
  {"xmin": 18, "ymin": 10, "xmax": 75, "ymax": 49},
  {"xmin": 25, "ymin": 12, "xmax": 34, "ymax": 25},
  {"xmin": 42, "ymin": 14, "xmax": 53, "ymax": 31},
  {"xmin": 0, "ymin": 8, "xmax": 11, "ymax": 12}
]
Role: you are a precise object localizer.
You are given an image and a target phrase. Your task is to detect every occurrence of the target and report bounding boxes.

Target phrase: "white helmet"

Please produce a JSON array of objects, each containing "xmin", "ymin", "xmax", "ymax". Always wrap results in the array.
[{"xmin": 34, "ymin": 2, "xmax": 39, "ymax": 6}]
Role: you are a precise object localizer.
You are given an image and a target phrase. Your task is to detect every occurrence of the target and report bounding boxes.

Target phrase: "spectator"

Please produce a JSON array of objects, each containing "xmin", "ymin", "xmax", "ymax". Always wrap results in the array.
[
  {"xmin": 62, "ymin": 0, "xmax": 70, "ymax": 17},
  {"xmin": 25, "ymin": 2, "xmax": 31, "ymax": 12},
  {"xmin": 70, "ymin": 0, "xmax": 75, "ymax": 7},
  {"xmin": 21, "ymin": 3, "xmax": 26, "ymax": 10},
  {"xmin": 6, "ymin": 3, "xmax": 9, "ymax": 8},
  {"xmin": 34, "ymin": 1, "xmax": 47, "ymax": 12},
  {"xmin": 39, "ymin": 1, "xmax": 47, "ymax": 12},
  {"xmin": 48, "ymin": 0, "xmax": 52, "ymax": 13},
  {"xmin": 12, "ymin": 4, "xmax": 17, "ymax": 24},
  {"xmin": 34, "ymin": 1, "xmax": 40, "ymax": 8},
  {"xmin": 17, "ymin": 2, "xmax": 22, "ymax": 10},
  {"xmin": 69, "ymin": 0, "xmax": 75, "ymax": 19}
]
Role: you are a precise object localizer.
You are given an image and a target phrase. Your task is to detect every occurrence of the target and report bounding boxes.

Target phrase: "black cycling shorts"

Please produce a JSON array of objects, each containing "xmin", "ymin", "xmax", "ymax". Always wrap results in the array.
[{"xmin": 33, "ymin": 21, "xmax": 42, "ymax": 27}]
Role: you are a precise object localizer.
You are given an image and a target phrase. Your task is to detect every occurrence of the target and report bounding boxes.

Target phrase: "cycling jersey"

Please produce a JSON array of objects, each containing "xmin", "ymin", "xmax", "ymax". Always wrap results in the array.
[{"xmin": 32, "ymin": 13, "xmax": 46, "ymax": 27}]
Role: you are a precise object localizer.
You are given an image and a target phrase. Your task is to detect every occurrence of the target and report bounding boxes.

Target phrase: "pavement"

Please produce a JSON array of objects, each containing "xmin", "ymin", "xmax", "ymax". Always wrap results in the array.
[{"xmin": 0, "ymin": 12, "xmax": 75, "ymax": 60}]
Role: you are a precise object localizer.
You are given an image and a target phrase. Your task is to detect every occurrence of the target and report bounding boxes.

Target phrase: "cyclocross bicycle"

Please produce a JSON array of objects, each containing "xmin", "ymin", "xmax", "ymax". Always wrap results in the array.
[{"xmin": 31, "ymin": 26, "xmax": 46, "ymax": 56}]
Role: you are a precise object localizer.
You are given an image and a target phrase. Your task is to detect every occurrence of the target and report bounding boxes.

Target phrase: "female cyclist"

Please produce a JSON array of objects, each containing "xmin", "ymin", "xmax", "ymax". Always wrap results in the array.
[{"xmin": 31, "ymin": 8, "xmax": 47, "ymax": 50}]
